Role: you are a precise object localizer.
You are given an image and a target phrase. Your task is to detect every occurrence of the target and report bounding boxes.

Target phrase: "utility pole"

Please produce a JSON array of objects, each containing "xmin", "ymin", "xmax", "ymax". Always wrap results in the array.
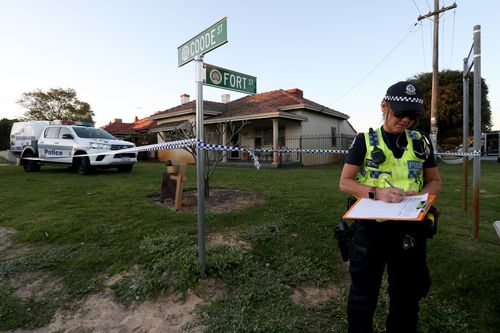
[{"xmin": 418, "ymin": 1, "xmax": 457, "ymax": 150}]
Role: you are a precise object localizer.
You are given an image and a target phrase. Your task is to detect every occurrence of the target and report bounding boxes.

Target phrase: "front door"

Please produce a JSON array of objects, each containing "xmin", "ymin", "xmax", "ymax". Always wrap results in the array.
[{"xmin": 229, "ymin": 132, "xmax": 240, "ymax": 159}]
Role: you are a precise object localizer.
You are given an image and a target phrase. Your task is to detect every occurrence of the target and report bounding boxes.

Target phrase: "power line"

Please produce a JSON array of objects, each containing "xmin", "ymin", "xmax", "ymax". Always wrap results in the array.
[
  {"xmin": 417, "ymin": 0, "xmax": 457, "ymax": 150},
  {"xmin": 411, "ymin": 0, "xmax": 422, "ymax": 14},
  {"xmin": 449, "ymin": 8, "xmax": 457, "ymax": 68},
  {"xmin": 438, "ymin": 3, "xmax": 458, "ymax": 69},
  {"xmin": 419, "ymin": 21, "xmax": 427, "ymax": 70},
  {"xmin": 425, "ymin": 0, "xmax": 432, "ymax": 11},
  {"xmin": 330, "ymin": 22, "xmax": 419, "ymax": 106},
  {"xmin": 410, "ymin": 0, "xmax": 427, "ymax": 71},
  {"xmin": 442, "ymin": 10, "xmax": 445, "ymax": 68}
]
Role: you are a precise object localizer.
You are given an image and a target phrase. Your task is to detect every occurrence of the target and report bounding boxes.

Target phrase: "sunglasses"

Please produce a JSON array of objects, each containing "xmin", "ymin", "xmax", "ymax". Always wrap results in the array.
[{"xmin": 393, "ymin": 111, "xmax": 419, "ymax": 121}]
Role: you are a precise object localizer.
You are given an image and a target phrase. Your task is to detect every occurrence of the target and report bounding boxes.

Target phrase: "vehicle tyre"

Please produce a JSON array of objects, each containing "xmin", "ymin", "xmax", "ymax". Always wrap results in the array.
[
  {"xmin": 117, "ymin": 164, "xmax": 133, "ymax": 172},
  {"xmin": 22, "ymin": 153, "xmax": 40, "ymax": 172},
  {"xmin": 75, "ymin": 156, "xmax": 92, "ymax": 175}
]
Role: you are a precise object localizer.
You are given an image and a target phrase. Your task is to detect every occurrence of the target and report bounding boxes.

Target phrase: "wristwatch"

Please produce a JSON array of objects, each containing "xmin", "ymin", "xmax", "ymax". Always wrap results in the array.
[{"xmin": 368, "ymin": 186, "xmax": 377, "ymax": 200}]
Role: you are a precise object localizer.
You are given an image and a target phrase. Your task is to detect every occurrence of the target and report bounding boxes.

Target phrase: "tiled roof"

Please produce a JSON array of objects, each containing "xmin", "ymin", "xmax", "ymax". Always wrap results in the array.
[
  {"xmin": 149, "ymin": 120, "xmax": 188, "ymax": 132},
  {"xmin": 131, "ymin": 117, "xmax": 156, "ymax": 131},
  {"xmin": 152, "ymin": 100, "xmax": 227, "ymax": 118},
  {"xmin": 102, "ymin": 121, "xmax": 133, "ymax": 134},
  {"xmin": 102, "ymin": 117, "xmax": 157, "ymax": 134},
  {"xmin": 149, "ymin": 88, "xmax": 349, "ymax": 121},
  {"xmin": 213, "ymin": 89, "xmax": 349, "ymax": 120}
]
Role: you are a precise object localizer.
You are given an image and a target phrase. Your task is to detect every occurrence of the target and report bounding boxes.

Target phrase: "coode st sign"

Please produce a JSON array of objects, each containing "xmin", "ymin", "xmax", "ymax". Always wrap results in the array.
[
  {"xmin": 177, "ymin": 17, "xmax": 228, "ymax": 67},
  {"xmin": 204, "ymin": 63, "xmax": 256, "ymax": 95}
]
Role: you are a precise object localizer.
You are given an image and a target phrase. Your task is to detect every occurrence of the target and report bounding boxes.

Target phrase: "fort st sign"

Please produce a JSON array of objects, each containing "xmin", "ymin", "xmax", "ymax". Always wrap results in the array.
[{"xmin": 204, "ymin": 63, "xmax": 256, "ymax": 95}]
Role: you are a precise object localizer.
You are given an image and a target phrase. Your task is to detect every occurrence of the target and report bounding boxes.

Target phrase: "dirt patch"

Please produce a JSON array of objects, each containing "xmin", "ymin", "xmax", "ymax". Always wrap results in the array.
[
  {"xmin": 155, "ymin": 188, "xmax": 265, "ymax": 214},
  {"xmin": 0, "ymin": 228, "xmax": 32, "ymax": 260},
  {"xmin": 207, "ymin": 232, "xmax": 252, "ymax": 252},
  {"xmin": 0, "ymin": 227, "xmax": 17, "ymax": 253},
  {"xmin": 292, "ymin": 282, "xmax": 341, "ymax": 306},
  {"xmin": 13, "ymin": 275, "xmax": 227, "ymax": 333},
  {"xmin": 8, "ymin": 271, "xmax": 62, "ymax": 301},
  {"xmin": 21, "ymin": 290, "xmax": 204, "ymax": 333}
]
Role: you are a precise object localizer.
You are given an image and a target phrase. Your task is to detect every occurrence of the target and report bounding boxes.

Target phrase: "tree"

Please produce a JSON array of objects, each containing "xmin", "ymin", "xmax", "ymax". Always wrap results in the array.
[
  {"xmin": 166, "ymin": 120, "xmax": 247, "ymax": 197},
  {"xmin": 17, "ymin": 88, "xmax": 94, "ymax": 122},
  {"xmin": 410, "ymin": 70, "xmax": 492, "ymax": 148},
  {"xmin": 0, "ymin": 118, "xmax": 16, "ymax": 150}
]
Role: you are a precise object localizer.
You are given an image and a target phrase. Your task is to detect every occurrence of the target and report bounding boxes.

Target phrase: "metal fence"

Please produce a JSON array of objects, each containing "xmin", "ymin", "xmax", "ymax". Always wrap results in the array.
[{"xmin": 281, "ymin": 134, "xmax": 355, "ymax": 166}]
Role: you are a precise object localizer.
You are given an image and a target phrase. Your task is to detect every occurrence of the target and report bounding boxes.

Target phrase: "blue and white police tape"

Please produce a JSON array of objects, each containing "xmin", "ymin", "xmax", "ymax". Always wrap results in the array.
[
  {"xmin": 435, "ymin": 150, "xmax": 481, "ymax": 157},
  {"xmin": 25, "ymin": 138, "xmax": 482, "ymax": 168}
]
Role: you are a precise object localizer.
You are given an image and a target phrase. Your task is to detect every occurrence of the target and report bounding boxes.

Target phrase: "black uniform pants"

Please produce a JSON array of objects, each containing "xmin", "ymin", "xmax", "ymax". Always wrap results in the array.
[{"xmin": 347, "ymin": 220, "xmax": 431, "ymax": 333}]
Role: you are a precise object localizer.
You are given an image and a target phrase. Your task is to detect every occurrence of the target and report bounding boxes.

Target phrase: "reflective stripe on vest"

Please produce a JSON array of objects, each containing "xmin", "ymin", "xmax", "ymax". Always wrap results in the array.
[{"xmin": 356, "ymin": 127, "xmax": 426, "ymax": 192}]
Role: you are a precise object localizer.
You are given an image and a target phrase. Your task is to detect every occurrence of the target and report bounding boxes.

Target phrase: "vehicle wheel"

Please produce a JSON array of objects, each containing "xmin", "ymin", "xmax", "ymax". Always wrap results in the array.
[
  {"xmin": 117, "ymin": 164, "xmax": 133, "ymax": 172},
  {"xmin": 22, "ymin": 154, "xmax": 40, "ymax": 172},
  {"xmin": 75, "ymin": 156, "xmax": 92, "ymax": 175}
]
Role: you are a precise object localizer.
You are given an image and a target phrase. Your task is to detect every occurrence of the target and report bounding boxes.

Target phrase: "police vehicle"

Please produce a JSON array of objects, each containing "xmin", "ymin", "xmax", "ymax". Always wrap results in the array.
[{"xmin": 10, "ymin": 120, "xmax": 137, "ymax": 175}]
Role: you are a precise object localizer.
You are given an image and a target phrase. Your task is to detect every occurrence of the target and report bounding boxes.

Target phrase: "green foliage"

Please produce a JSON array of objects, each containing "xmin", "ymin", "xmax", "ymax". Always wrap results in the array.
[
  {"xmin": 411, "ymin": 70, "xmax": 492, "ymax": 147},
  {"xmin": 0, "ymin": 247, "xmax": 74, "ymax": 279},
  {"xmin": 0, "ymin": 118, "xmax": 16, "ymax": 150},
  {"xmin": 16, "ymin": 87, "xmax": 94, "ymax": 121},
  {"xmin": 0, "ymin": 284, "xmax": 57, "ymax": 331},
  {"xmin": 112, "ymin": 233, "xmax": 247, "ymax": 303},
  {"xmin": 0, "ymin": 247, "xmax": 72, "ymax": 330}
]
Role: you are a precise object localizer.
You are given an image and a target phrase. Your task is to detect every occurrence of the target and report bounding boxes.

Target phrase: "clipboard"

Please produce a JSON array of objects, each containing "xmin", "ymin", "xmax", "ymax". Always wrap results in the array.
[{"xmin": 342, "ymin": 194, "xmax": 436, "ymax": 221}]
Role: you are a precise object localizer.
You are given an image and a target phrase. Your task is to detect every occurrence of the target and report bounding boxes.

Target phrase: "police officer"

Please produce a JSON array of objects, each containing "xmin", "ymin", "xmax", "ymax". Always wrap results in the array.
[{"xmin": 339, "ymin": 81, "xmax": 442, "ymax": 333}]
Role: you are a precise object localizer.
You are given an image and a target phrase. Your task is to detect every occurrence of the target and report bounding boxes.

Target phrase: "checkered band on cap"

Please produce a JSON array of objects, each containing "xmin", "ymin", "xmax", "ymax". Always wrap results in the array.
[{"xmin": 383, "ymin": 95, "xmax": 424, "ymax": 105}]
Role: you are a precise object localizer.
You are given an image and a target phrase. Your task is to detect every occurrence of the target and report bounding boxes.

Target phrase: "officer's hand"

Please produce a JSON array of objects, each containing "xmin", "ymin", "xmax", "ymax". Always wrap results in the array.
[
  {"xmin": 379, "ymin": 187, "xmax": 405, "ymax": 203},
  {"xmin": 404, "ymin": 190, "xmax": 418, "ymax": 196}
]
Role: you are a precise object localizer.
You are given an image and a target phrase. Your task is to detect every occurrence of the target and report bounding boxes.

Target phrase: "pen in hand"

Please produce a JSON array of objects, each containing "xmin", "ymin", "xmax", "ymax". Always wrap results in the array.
[
  {"xmin": 385, "ymin": 179, "xmax": 416, "ymax": 197},
  {"xmin": 385, "ymin": 179, "xmax": 395, "ymax": 188},
  {"xmin": 383, "ymin": 179, "xmax": 405, "ymax": 203}
]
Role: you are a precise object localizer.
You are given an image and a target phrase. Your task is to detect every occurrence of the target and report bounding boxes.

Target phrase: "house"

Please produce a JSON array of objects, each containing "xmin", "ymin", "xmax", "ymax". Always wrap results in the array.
[
  {"xmin": 102, "ymin": 117, "xmax": 157, "ymax": 160},
  {"xmin": 102, "ymin": 118, "xmax": 133, "ymax": 139},
  {"xmin": 484, "ymin": 130, "xmax": 499, "ymax": 156},
  {"xmin": 149, "ymin": 88, "xmax": 357, "ymax": 166}
]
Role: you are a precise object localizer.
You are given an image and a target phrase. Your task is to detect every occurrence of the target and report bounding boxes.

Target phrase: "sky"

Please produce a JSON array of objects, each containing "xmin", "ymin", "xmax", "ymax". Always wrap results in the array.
[{"xmin": 1, "ymin": 0, "xmax": 499, "ymax": 133}]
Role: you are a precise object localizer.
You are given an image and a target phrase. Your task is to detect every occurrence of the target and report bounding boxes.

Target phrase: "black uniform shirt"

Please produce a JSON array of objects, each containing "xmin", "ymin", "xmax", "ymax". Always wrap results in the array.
[{"xmin": 345, "ymin": 127, "xmax": 437, "ymax": 168}]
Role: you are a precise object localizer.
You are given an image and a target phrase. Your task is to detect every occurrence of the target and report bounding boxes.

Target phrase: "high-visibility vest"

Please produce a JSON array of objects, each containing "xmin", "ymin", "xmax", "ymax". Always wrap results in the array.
[{"xmin": 356, "ymin": 127, "xmax": 427, "ymax": 192}]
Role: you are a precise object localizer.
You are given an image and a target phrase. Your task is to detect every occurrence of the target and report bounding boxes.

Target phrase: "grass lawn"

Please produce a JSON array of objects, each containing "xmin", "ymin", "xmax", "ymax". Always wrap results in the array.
[{"xmin": 0, "ymin": 160, "xmax": 499, "ymax": 332}]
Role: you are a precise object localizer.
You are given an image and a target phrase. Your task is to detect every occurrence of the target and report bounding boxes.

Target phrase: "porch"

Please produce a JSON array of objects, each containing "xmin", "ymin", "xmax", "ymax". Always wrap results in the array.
[{"xmin": 220, "ymin": 153, "xmax": 303, "ymax": 169}]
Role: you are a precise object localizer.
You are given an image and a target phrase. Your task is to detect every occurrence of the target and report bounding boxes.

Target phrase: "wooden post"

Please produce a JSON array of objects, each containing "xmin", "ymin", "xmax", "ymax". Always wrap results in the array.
[
  {"xmin": 169, "ymin": 161, "xmax": 187, "ymax": 210},
  {"xmin": 159, "ymin": 172, "xmax": 176, "ymax": 203}
]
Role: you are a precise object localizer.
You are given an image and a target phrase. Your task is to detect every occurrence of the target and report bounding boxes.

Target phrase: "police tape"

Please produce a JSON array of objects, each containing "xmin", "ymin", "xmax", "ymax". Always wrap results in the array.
[
  {"xmin": 25, "ymin": 139, "xmax": 482, "ymax": 169},
  {"xmin": 434, "ymin": 150, "xmax": 481, "ymax": 157}
]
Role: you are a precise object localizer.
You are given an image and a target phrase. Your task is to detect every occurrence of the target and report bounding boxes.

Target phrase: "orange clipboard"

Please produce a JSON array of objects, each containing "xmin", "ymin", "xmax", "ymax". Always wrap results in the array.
[{"xmin": 342, "ymin": 194, "xmax": 437, "ymax": 221}]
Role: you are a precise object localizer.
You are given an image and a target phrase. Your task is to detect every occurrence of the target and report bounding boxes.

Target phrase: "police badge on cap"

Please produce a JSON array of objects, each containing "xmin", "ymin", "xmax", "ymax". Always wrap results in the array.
[{"xmin": 383, "ymin": 81, "xmax": 425, "ymax": 114}]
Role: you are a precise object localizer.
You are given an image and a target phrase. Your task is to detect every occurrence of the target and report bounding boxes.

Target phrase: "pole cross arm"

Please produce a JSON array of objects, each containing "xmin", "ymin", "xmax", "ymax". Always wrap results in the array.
[{"xmin": 417, "ymin": 2, "xmax": 457, "ymax": 21}]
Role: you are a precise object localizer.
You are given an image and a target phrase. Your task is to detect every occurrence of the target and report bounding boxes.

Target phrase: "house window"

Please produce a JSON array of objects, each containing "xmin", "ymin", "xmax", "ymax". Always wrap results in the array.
[
  {"xmin": 331, "ymin": 127, "xmax": 337, "ymax": 147},
  {"xmin": 254, "ymin": 128, "xmax": 285, "ymax": 147}
]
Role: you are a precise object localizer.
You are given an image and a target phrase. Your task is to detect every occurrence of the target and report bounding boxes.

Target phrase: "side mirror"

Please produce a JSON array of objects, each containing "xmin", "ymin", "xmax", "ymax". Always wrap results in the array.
[{"xmin": 62, "ymin": 134, "xmax": 74, "ymax": 139}]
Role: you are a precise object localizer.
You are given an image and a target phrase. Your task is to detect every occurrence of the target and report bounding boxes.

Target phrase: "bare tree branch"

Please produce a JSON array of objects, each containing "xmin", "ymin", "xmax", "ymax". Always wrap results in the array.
[{"xmin": 164, "ymin": 120, "xmax": 248, "ymax": 196}]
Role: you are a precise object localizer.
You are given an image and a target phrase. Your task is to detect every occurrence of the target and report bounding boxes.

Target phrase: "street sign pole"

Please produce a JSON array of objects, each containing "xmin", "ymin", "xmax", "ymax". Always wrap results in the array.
[
  {"xmin": 195, "ymin": 55, "xmax": 206, "ymax": 276},
  {"xmin": 177, "ymin": 18, "xmax": 229, "ymax": 277}
]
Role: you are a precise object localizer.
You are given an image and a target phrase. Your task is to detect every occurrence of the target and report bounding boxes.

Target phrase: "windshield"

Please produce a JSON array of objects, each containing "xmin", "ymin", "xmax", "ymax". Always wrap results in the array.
[{"xmin": 73, "ymin": 127, "xmax": 116, "ymax": 139}]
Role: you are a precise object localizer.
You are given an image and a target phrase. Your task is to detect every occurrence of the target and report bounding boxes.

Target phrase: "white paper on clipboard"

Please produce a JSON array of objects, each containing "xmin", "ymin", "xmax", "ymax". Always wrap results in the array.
[{"xmin": 343, "ymin": 193, "xmax": 430, "ymax": 220}]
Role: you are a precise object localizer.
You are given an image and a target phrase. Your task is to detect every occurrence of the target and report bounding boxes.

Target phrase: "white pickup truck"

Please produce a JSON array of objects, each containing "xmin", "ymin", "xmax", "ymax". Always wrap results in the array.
[{"xmin": 10, "ymin": 120, "xmax": 137, "ymax": 175}]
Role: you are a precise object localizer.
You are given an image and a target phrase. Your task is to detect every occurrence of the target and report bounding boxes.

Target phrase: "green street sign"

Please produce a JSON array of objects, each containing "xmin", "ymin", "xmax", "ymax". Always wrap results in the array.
[
  {"xmin": 177, "ymin": 17, "xmax": 228, "ymax": 67},
  {"xmin": 204, "ymin": 63, "xmax": 257, "ymax": 95}
]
